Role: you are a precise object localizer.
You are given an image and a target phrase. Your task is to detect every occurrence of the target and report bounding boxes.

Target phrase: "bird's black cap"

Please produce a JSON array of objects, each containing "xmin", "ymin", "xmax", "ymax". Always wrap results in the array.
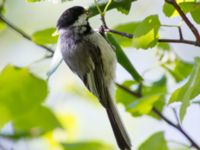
[{"xmin": 57, "ymin": 6, "xmax": 85, "ymax": 29}]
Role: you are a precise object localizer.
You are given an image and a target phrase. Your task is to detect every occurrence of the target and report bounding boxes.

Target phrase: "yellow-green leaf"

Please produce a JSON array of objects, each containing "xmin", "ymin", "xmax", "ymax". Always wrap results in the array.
[
  {"xmin": 13, "ymin": 106, "xmax": 61, "ymax": 132},
  {"xmin": 107, "ymin": 34, "xmax": 143, "ymax": 82},
  {"xmin": 32, "ymin": 28, "xmax": 58, "ymax": 45},
  {"xmin": 128, "ymin": 94, "xmax": 163, "ymax": 115},
  {"xmin": 169, "ymin": 57, "xmax": 200, "ymax": 121},
  {"xmin": 62, "ymin": 141, "xmax": 114, "ymax": 150},
  {"xmin": 88, "ymin": 0, "xmax": 137, "ymax": 17},
  {"xmin": 132, "ymin": 15, "xmax": 160, "ymax": 49},
  {"xmin": 0, "ymin": 65, "xmax": 61, "ymax": 132},
  {"xmin": 138, "ymin": 131, "xmax": 169, "ymax": 150},
  {"xmin": 116, "ymin": 76, "xmax": 166, "ymax": 118}
]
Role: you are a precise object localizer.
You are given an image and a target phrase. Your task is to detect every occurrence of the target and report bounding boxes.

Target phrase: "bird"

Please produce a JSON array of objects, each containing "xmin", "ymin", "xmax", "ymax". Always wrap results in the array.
[{"xmin": 53, "ymin": 6, "xmax": 132, "ymax": 150}]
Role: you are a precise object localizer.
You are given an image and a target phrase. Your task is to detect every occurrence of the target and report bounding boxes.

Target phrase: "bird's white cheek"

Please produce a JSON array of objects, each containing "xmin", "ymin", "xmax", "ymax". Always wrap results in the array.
[
  {"xmin": 73, "ymin": 14, "xmax": 88, "ymax": 26},
  {"xmin": 80, "ymin": 26, "xmax": 87, "ymax": 34}
]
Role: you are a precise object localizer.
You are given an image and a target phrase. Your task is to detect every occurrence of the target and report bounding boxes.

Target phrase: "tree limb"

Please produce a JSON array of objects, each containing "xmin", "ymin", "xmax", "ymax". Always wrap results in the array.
[
  {"xmin": 116, "ymin": 83, "xmax": 200, "ymax": 150},
  {"xmin": 158, "ymin": 39, "xmax": 200, "ymax": 47},
  {"xmin": 0, "ymin": 14, "xmax": 54, "ymax": 54},
  {"xmin": 165, "ymin": 0, "xmax": 200, "ymax": 44}
]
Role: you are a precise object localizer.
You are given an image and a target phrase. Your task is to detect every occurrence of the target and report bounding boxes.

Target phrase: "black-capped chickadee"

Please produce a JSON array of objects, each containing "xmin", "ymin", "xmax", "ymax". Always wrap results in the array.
[{"xmin": 52, "ymin": 6, "xmax": 131, "ymax": 150}]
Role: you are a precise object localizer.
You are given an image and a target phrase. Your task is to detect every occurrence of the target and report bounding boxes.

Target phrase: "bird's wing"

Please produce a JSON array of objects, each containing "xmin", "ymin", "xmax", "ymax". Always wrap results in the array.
[
  {"xmin": 47, "ymin": 39, "xmax": 63, "ymax": 78},
  {"xmin": 82, "ymin": 42, "xmax": 110, "ymax": 107},
  {"xmin": 60, "ymin": 36, "xmax": 110, "ymax": 107},
  {"xmin": 79, "ymin": 40, "xmax": 132, "ymax": 149}
]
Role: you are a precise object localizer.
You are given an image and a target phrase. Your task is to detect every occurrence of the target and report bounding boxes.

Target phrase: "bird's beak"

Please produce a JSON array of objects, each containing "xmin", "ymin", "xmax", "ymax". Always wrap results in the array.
[
  {"xmin": 85, "ymin": 9, "xmax": 92, "ymax": 18},
  {"xmin": 52, "ymin": 29, "xmax": 59, "ymax": 37}
]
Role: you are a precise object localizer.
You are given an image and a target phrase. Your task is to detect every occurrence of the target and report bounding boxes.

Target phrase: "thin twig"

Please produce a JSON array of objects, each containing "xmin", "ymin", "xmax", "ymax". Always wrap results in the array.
[
  {"xmin": 153, "ymin": 108, "xmax": 200, "ymax": 150},
  {"xmin": 178, "ymin": 26, "xmax": 183, "ymax": 40},
  {"xmin": 93, "ymin": 0, "xmax": 103, "ymax": 14},
  {"xmin": 0, "ymin": 14, "xmax": 54, "ymax": 54},
  {"xmin": 165, "ymin": 0, "xmax": 200, "ymax": 43},
  {"xmin": 104, "ymin": 28, "xmax": 134, "ymax": 38},
  {"xmin": 168, "ymin": 140, "xmax": 191, "ymax": 148},
  {"xmin": 172, "ymin": 108, "xmax": 181, "ymax": 127},
  {"xmin": 116, "ymin": 83, "xmax": 200, "ymax": 150},
  {"xmin": 161, "ymin": 24, "xmax": 184, "ymax": 40},
  {"xmin": 93, "ymin": 2, "xmax": 134, "ymax": 39},
  {"xmin": 103, "ymin": 0, "xmax": 113, "ymax": 15},
  {"xmin": 115, "ymin": 83, "xmax": 140, "ymax": 97},
  {"xmin": 158, "ymin": 39, "xmax": 200, "ymax": 47}
]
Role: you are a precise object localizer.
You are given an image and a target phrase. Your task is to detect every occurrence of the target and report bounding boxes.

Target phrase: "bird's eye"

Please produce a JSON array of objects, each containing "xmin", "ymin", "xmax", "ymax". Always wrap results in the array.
[{"xmin": 85, "ymin": 10, "xmax": 89, "ymax": 15}]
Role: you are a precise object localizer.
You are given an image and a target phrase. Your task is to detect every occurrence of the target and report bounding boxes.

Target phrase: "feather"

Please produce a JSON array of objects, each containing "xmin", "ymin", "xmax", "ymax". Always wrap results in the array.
[{"xmin": 47, "ymin": 40, "xmax": 63, "ymax": 78}]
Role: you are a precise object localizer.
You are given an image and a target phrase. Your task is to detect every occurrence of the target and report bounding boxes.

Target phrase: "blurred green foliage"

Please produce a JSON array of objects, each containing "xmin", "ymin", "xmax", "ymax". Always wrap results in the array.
[
  {"xmin": 62, "ymin": 141, "xmax": 114, "ymax": 150},
  {"xmin": 116, "ymin": 76, "xmax": 166, "ymax": 119},
  {"xmin": 0, "ymin": 0, "xmax": 200, "ymax": 149},
  {"xmin": 32, "ymin": 28, "xmax": 58, "ymax": 45},
  {"xmin": 0, "ymin": 65, "xmax": 61, "ymax": 132},
  {"xmin": 169, "ymin": 57, "xmax": 200, "ymax": 121}
]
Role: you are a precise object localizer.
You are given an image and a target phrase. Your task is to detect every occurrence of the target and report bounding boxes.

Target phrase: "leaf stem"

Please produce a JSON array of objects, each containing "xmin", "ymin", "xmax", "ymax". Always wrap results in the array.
[
  {"xmin": 103, "ymin": 0, "xmax": 113, "ymax": 15},
  {"xmin": 93, "ymin": 0, "xmax": 103, "ymax": 15}
]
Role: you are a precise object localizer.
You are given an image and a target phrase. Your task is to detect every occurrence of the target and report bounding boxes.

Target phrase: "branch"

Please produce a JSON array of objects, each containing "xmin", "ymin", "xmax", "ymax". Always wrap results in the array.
[
  {"xmin": 115, "ymin": 83, "xmax": 140, "ymax": 97},
  {"xmin": 96, "ymin": 1, "xmax": 200, "ymax": 47},
  {"xmin": 165, "ymin": 0, "xmax": 200, "ymax": 44},
  {"xmin": 178, "ymin": 26, "xmax": 183, "ymax": 40},
  {"xmin": 101, "ymin": 15, "xmax": 133, "ymax": 39},
  {"xmin": 168, "ymin": 140, "xmax": 191, "ymax": 149},
  {"xmin": 0, "ymin": 14, "xmax": 54, "ymax": 54},
  {"xmin": 158, "ymin": 39, "xmax": 200, "ymax": 47},
  {"xmin": 172, "ymin": 108, "xmax": 181, "ymax": 127},
  {"xmin": 100, "ymin": 15, "xmax": 200, "ymax": 46},
  {"xmin": 153, "ymin": 108, "xmax": 200, "ymax": 150},
  {"xmin": 116, "ymin": 83, "xmax": 200, "ymax": 150}
]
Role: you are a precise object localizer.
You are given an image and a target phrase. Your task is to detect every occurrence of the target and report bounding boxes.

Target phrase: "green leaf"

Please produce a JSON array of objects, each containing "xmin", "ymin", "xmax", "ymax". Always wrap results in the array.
[
  {"xmin": 142, "ymin": 76, "xmax": 166, "ymax": 119},
  {"xmin": 163, "ymin": 1, "xmax": 200, "ymax": 24},
  {"xmin": 0, "ymin": 65, "xmax": 48, "ymax": 127},
  {"xmin": 88, "ymin": 0, "xmax": 137, "ymax": 17},
  {"xmin": 26, "ymin": 0, "xmax": 41, "ymax": 2},
  {"xmin": 115, "ymin": 80, "xmax": 138, "ymax": 106},
  {"xmin": 191, "ymin": 7, "xmax": 200, "ymax": 24},
  {"xmin": 138, "ymin": 131, "xmax": 169, "ymax": 150},
  {"xmin": 115, "ymin": 0, "xmax": 134, "ymax": 15},
  {"xmin": 106, "ymin": 33, "xmax": 143, "ymax": 82},
  {"xmin": 128, "ymin": 94, "xmax": 163, "ymax": 115},
  {"xmin": 13, "ymin": 106, "xmax": 61, "ymax": 132},
  {"xmin": 0, "ymin": 105, "xmax": 11, "ymax": 128},
  {"xmin": 132, "ymin": 15, "xmax": 160, "ymax": 49},
  {"xmin": 0, "ymin": 20, "xmax": 5, "ymax": 31},
  {"xmin": 162, "ymin": 59, "xmax": 193, "ymax": 82},
  {"xmin": 62, "ymin": 141, "xmax": 114, "ymax": 150},
  {"xmin": 0, "ymin": 65, "xmax": 48, "ymax": 116},
  {"xmin": 116, "ymin": 76, "xmax": 166, "ymax": 118},
  {"xmin": 169, "ymin": 57, "xmax": 200, "ymax": 121},
  {"xmin": 157, "ymin": 43, "xmax": 171, "ymax": 51},
  {"xmin": 32, "ymin": 28, "xmax": 58, "ymax": 45},
  {"xmin": 113, "ymin": 22, "xmax": 140, "ymax": 47},
  {"xmin": 163, "ymin": 2, "xmax": 176, "ymax": 17},
  {"xmin": 113, "ymin": 17, "xmax": 162, "ymax": 49}
]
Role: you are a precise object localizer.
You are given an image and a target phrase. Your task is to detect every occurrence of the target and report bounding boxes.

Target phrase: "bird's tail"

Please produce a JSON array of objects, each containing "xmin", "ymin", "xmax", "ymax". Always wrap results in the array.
[{"xmin": 106, "ymin": 96, "xmax": 132, "ymax": 150}]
